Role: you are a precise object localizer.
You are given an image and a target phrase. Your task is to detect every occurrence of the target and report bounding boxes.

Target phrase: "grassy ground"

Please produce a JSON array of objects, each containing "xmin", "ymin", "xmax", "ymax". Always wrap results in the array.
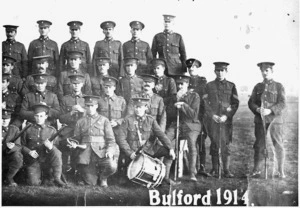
[{"xmin": 2, "ymin": 96, "xmax": 298, "ymax": 206}]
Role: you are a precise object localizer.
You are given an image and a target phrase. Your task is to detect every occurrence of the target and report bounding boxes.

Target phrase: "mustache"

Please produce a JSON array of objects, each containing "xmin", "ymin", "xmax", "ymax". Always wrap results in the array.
[{"xmin": 144, "ymin": 85, "xmax": 151, "ymax": 88}]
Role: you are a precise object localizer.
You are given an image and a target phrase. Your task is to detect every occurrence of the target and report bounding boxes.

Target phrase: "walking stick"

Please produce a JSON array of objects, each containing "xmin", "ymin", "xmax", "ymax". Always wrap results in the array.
[
  {"xmin": 260, "ymin": 101, "xmax": 268, "ymax": 179},
  {"xmin": 218, "ymin": 122, "xmax": 223, "ymax": 179},
  {"xmin": 174, "ymin": 108, "xmax": 180, "ymax": 181}
]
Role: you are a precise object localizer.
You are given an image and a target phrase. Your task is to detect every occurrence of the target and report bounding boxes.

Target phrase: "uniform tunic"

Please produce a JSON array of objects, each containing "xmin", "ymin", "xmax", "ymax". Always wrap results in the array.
[
  {"xmin": 22, "ymin": 74, "xmax": 57, "ymax": 95},
  {"xmin": 2, "ymin": 90, "xmax": 23, "ymax": 127},
  {"xmin": 90, "ymin": 75, "xmax": 105, "ymax": 97},
  {"xmin": 7, "ymin": 74, "xmax": 23, "ymax": 96},
  {"xmin": 116, "ymin": 75, "xmax": 144, "ymax": 104}
]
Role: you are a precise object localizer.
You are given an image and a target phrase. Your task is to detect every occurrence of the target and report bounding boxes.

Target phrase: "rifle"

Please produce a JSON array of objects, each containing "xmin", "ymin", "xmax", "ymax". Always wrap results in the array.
[
  {"xmin": 260, "ymin": 101, "xmax": 268, "ymax": 179},
  {"xmin": 2, "ymin": 122, "xmax": 33, "ymax": 152},
  {"xmin": 108, "ymin": 99, "xmax": 112, "ymax": 121},
  {"xmin": 134, "ymin": 121, "xmax": 144, "ymax": 155},
  {"xmin": 174, "ymin": 108, "xmax": 180, "ymax": 181}
]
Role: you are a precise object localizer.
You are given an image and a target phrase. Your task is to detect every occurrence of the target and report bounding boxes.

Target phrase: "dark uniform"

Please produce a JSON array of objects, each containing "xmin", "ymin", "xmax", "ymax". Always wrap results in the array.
[
  {"xmin": 165, "ymin": 75, "xmax": 201, "ymax": 181},
  {"xmin": 2, "ymin": 25, "xmax": 28, "ymax": 78},
  {"xmin": 59, "ymin": 21, "xmax": 91, "ymax": 74},
  {"xmin": 21, "ymin": 104, "xmax": 65, "ymax": 186},
  {"xmin": 27, "ymin": 20, "xmax": 59, "ymax": 76},
  {"xmin": 92, "ymin": 21, "xmax": 124, "ymax": 78},
  {"xmin": 20, "ymin": 74, "xmax": 60, "ymax": 126},
  {"xmin": 151, "ymin": 15, "xmax": 187, "ymax": 76},
  {"xmin": 248, "ymin": 62, "xmax": 286, "ymax": 178},
  {"xmin": 23, "ymin": 74, "xmax": 57, "ymax": 95},
  {"xmin": 73, "ymin": 95, "xmax": 119, "ymax": 186},
  {"xmin": 2, "ymin": 109, "xmax": 23, "ymax": 186},
  {"xmin": 123, "ymin": 21, "xmax": 153, "ymax": 75},
  {"xmin": 203, "ymin": 62, "xmax": 239, "ymax": 178}
]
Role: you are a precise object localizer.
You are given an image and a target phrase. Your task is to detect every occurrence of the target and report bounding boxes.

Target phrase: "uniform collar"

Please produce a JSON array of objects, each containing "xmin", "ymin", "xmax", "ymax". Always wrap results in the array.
[
  {"xmin": 39, "ymin": 36, "xmax": 49, "ymax": 41},
  {"xmin": 164, "ymin": 30, "xmax": 173, "ymax": 34},
  {"xmin": 104, "ymin": 37, "xmax": 114, "ymax": 42},
  {"xmin": 136, "ymin": 115, "xmax": 146, "ymax": 121},
  {"xmin": 35, "ymin": 123, "xmax": 46, "ymax": 129},
  {"xmin": 72, "ymin": 92, "xmax": 83, "ymax": 98},
  {"xmin": 105, "ymin": 93, "xmax": 117, "ymax": 101},
  {"xmin": 157, "ymin": 75, "xmax": 165, "ymax": 80},
  {"xmin": 35, "ymin": 89, "xmax": 47, "ymax": 96},
  {"xmin": 131, "ymin": 38, "xmax": 140, "ymax": 42},
  {"xmin": 3, "ymin": 90, "xmax": 9, "ymax": 97},
  {"xmin": 87, "ymin": 112, "xmax": 99, "ymax": 119},
  {"xmin": 215, "ymin": 78, "xmax": 227, "ymax": 84},
  {"xmin": 6, "ymin": 39, "xmax": 16, "ymax": 44},
  {"xmin": 126, "ymin": 74, "xmax": 136, "ymax": 79},
  {"xmin": 143, "ymin": 91, "xmax": 153, "ymax": 98},
  {"xmin": 70, "ymin": 38, "xmax": 80, "ymax": 43},
  {"xmin": 263, "ymin": 79, "xmax": 274, "ymax": 85}
]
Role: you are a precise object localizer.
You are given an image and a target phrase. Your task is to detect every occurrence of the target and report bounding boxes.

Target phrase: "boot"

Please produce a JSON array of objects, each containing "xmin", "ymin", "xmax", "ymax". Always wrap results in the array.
[
  {"xmin": 53, "ymin": 166, "xmax": 68, "ymax": 188},
  {"xmin": 6, "ymin": 168, "xmax": 19, "ymax": 187},
  {"xmin": 198, "ymin": 164, "xmax": 212, "ymax": 177},
  {"xmin": 162, "ymin": 159, "xmax": 179, "ymax": 185},
  {"xmin": 223, "ymin": 156, "xmax": 234, "ymax": 178},
  {"xmin": 250, "ymin": 157, "xmax": 262, "ymax": 178},
  {"xmin": 277, "ymin": 158, "xmax": 286, "ymax": 179},
  {"xmin": 188, "ymin": 154, "xmax": 198, "ymax": 181},
  {"xmin": 210, "ymin": 156, "xmax": 219, "ymax": 177}
]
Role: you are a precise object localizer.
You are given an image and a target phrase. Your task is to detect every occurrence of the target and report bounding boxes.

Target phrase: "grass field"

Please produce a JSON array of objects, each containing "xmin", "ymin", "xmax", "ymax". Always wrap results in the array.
[{"xmin": 2, "ymin": 95, "xmax": 298, "ymax": 206}]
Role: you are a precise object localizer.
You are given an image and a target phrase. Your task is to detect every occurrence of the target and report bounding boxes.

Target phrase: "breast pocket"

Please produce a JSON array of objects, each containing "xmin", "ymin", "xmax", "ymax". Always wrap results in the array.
[
  {"xmin": 93, "ymin": 122, "xmax": 105, "ymax": 137},
  {"xmin": 63, "ymin": 83, "xmax": 72, "ymax": 95},
  {"xmin": 45, "ymin": 46, "xmax": 55, "ymax": 56},
  {"xmin": 170, "ymin": 43, "xmax": 179, "ymax": 54},
  {"xmin": 268, "ymin": 91, "xmax": 278, "ymax": 103}
]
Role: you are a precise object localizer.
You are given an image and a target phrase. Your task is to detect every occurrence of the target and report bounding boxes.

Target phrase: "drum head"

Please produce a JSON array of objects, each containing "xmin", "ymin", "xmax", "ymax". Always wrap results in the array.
[{"xmin": 127, "ymin": 154, "xmax": 144, "ymax": 179}]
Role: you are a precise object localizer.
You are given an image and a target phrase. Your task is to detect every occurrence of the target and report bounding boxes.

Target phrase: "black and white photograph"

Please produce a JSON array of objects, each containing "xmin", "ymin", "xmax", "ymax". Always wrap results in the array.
[{"xmin": 1, "ymin": 0, "xmax": 298, "ymax": 206}]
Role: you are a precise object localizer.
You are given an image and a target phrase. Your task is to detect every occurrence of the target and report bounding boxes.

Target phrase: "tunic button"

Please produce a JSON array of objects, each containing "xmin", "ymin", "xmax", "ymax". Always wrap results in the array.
[{"xmin": 37, "ymin": 142, "xmax": 40, "ymax": 145}]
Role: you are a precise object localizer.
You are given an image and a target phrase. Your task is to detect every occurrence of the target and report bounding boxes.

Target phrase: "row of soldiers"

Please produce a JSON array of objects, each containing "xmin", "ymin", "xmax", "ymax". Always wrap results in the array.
[{"xmin": 3, "ymin": 14, "xmax": 185, "ymax": 80}]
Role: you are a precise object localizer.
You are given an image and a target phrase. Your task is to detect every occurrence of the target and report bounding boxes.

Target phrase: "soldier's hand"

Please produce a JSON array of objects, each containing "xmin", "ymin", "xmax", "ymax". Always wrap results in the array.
[
  {"xmin": 110, "ymin": 120, "xmax": 118, "ymax": 128},
  {"xmin": 6, "ymin": 142, "xmax": 15, "ymax": 150},
  {"xmin": 212, "ymin": 115, "xmax": 220, "ymax": 123},
  {"xmin": 130, "ymin": 152, "xmax": 137, "ymax": 160},
  {"xmin": 106, "ymin": 152, "xmax": 113, "ymax": 158},
  {"xmin": 73, "ymin": 104, "xmax": 85, "ymax": 113},
  {"xmin": 174, "ymin": 102, "xmax": 184, "ymax": 109},
  {"xmin": 29, "ymin": 150, "xmax": 39, "ymax": 158},
  {"xmin": 44, "ymin": 139, "xmax": 53, "ymax": 150},
  {"xmin": 155, "ymin": 84, "xmax": 163, "ymax": 92},
  {"xmin": 261, "ymin": 108, "xmax": 272, "ymax": 116},
  {"xmin": 67, "ymin": 140, "xmax": 77, "ymax": 149},
  {"xmin": 219, "ymin": 115, "xmax": 228, "ymax": 123},
  {"xmin": 2, "ymin": 101, "xmax": 6, "ymax": 109},
  {"xmin": 169, "ymin": 149, "xmax": 176, "ymax": 160}
]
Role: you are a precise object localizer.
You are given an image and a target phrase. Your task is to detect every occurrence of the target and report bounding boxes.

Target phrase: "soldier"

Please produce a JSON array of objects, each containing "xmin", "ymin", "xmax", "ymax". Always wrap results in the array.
[
  {"xmin": 2, "ymin": 25, "xmax": 28, "ymax": 79},
  {"xmin": 116, "ymin": 57, "xmax": 144, "ymax": 104},
  {"xmin": 151, "ymin": 15, "xmax": 187, "ymax": 76},
  {"xmin": 22, "ymin": 55, "xmax": 57, "ymax": 95},
  {"xmin": 59, "ymin": 21, "xmax": 91, "ymax": 75},
  {"xmin": 165, "ymin": 74, "xmax": 201, "ymax": 181},
  {"xmin": 118, "ymin": 97, "xmax": 176, "ymax": 184},
  {"xmin": 59, "ymin": 74, "xmax": 86, "ymax": 176},
  {"xmin": 2, "ymin": 73, "xmax": 23, "ymax": 127},
  {"xmin": 123, "ymin": 21, "xmax": 153, "ymax": 75},
  {"xmin": 248, "ymin": 62, "xmax": 286, "ymax": 178},
  {"xmin": 203, "ymin": 62, "xmax": 239, "ymax": 178},
  {"xmin": 2, "ymin": 109, "xmax": 23, "ymax": 187},
  {"xmin": 92, "ymin": 21, "xmax": 124, "ymax": 78},
  {"xmin": 186, "ymin": 58, "xmax": 210, "ymax": 176},
  {"xmin": 2, "ymin": 55, "xmax": 23, "ymax": 96},
  {"xmin": 21, "ymin": 103, "xmax": 66, "ymax": 187},
  {"xmin": 67, "ymin": 95, "xmax": 119, "ymax": 187},
  {"xmin": 91, "ymin": 57, "xmax": 111, "ymax": 97},
  {"xmin": 20, "ymin": 74, "xmax": 60, "ymax": 127},
  {"xmin": 58, "ymin": 51, "xmax": 92, "ymax": 102},
  {"xmin": 28, "ymin": 20, "xmax": 59, "ymax": 76}
]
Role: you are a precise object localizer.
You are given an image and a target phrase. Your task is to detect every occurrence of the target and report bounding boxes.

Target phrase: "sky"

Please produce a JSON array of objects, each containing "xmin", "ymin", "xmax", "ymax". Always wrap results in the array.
[{"xmin": 1, "ymin": 0, "xmax": 299, "ymax": 95}]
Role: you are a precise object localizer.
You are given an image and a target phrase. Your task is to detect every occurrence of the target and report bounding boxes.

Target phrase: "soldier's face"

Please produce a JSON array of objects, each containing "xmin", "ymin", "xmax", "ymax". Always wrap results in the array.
[
  {"xmin": 2, "ymin": 79, "xmax": 9, "ymax": 92},
  {"xmin": 2, "ymin": 118, "xmax": 11, "ymax": 127},
  {"xmin": 131, "ymin": 28, "xmax": 142, "ymax": 39},
  {"xmin": 103, "ymin": 27, "xmax": 114, "ymax": 38},
  {"xmin": 2, "ymin": 63, "xmax": 14, "ymax": 73},
  {"xmin": 177, "ymin": 82, "xmax": 188, "ymax": 91},
  {"xmin": 6, "ymin": 30, "xmax": 16, "ymax": 40},
  {"xmin": 134, "ymin": 105, "xmax": 147, "ymax": 117},
  {"xmin": 260, "ymin": 67, "xmax": 273, "ymax": 80},
  {"xmin": 125, "ymin": 63, "xmax": 137, "ymax": 76},
  {"xmin": 143, "ymin": 81, "xmax": 155, "ymax": 92},
  {"xmin": 35, "ymin": 82, "xmax": 47, "ymax": 92},
  {"xmin": 72, "ymin": 82, "xmax": 84, "ymax": 93},
  {"xmin": 70, "ymin": 28, "xmax": 81, "ymax": 39},
  {"xmin": 69, "ymin": 58, "xmax": 81, "ymax": 69},
  {"xmin": 97, "ymin": 63, "xmax": 109, "ymax": 75},
  {"xmin": 85, "ymin": 104, "xmax": 98, "ymax": 115},
  {"xmin": 188, "ymin": 66, "xmax": 199, "ymax": 76},
  {"xmin": 104, "ymin": 85, "xmax": 115, "ymax": 96},
  {"xmin": 164, "ymin": 21, "xmax": 174, "ymax": 31},
  {"xmin": 153, "ymin": 65, "xmax": 165, "ymax": 77},
  {"xmin": 215, "ymin": 69, "xmax": 227, "ymax": 80},
  {"xmin": 34, "ymin": 112, "xmax": 48, "ymax": 125},
  {"xmin": 39, "ymin": 26, "xmax": 50, "ymax": 36},
  {"xmin": 37, "ymin": 61, "xmax": 49, "ymax": 74}
]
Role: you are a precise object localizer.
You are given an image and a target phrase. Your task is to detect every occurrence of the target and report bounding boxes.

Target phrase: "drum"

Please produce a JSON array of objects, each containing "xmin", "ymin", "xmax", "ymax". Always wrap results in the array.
[{"xmin": 127, "ymin": 153, "xmax": 166, "ymax": 188}]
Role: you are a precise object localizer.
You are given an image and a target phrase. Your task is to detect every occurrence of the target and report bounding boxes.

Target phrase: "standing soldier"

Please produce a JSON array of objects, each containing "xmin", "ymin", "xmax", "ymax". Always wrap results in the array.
[
  {"xmin": 2, "ymin": 73, "xmax": 23, "ymax": 127},
  {"xmin": 151, "ymin": 15, "xmax": 187, "ymax": 76},
  {"xmin": 2, "ymin": 55, "xmax": 23, "ymax": 96},
  {"xmin": 20, "ymin": 74, "xmax": 60, "ymax": 127},
  {"xmin": 91, "ymin": 57, "xmax": 111, "ymax": 97},
  {"xmin": 67, "ymin": 95, "xmax": 120, "ymax": 187},
  {"xmin": 165, "ymin": 74, "xmax": 201, "ymax": 181},
  {"xmin": 123, "ymin": 21, "xmax": 153, "ymax": 75},
  {"xmin": 22, "ymin": 55, "xmax": 57, "ymax": 95},
  {"xmin": 116, "ymin": 57, "xmax": 144, "ymax": 104},
  {"xmin": 248, "ymin": 62, "xmax": 286, "ymax": 178},
  {"xmin": 186, "ymin": 58, "xmax": 210, "ymax": 177},
  {"xmin": 21, "ymin": 103, "xmax": 66, "ymax": 187},
  {"xmin": 58, "ymin": 51, "xmax": 92, "ymax": 102},
  {"xmin": 59, "ymin": 21, "xmax": 91, "ymax": 75},
  {"xmin": 28, "ymin": 20, "xmax": 59, "ymax": 76},
  {"xmin": 2, "ymin": 109, "xmax": 23, "ymax": 187},
  {"xmin": 59, "ymin": 74, "xmax": 86, "ymax": 177},
  {"xmin": 92, "ymin": 21, "xmax": 123, "ymax": 78},
  {"xmin": 203, "ymin": 62, "xmax": 239, "ymax": 178},
  {"xmin": 2, "ymin": 25, "xmax": 28, "ymax": 79}
]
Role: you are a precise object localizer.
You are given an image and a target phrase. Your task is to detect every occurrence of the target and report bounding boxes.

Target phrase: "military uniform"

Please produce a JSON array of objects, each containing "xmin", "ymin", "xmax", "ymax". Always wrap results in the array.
[
  {"xmin": 2, "ymin": 109, "xmax": 23, "ymax": 186},
  {"xmin": 151, "ymin": 15, "xmax": 187, "ymax": 76},
  {"xmin": 2, "ymin": 89, "xmax": 23, "ymax": 127},
  {"xmin": 2, "ymin": 25, "xmax": 28, "ymax": 78},
  {"xmin": 248, "ymin": 62, "xmax": 286, "ymax": 177},
  {"xmin": 91, "ymin": 75, "xmax": 105, "ymax": 97},
  {"xmin": 92, "ymin": 21, "xmax": 123, "ymax": 78},
  {"xmin": 155, "ymin": 75, "xmax": 177, "ymax": 101},
  {"xmin": 59, "ymin": 21, "xmax": 91, "ymax": 74},
  {"xmin": 23, "ymin": 74, "xmax": 57, "ymax": 95},
  {"xmin": 27, "ymin": 21, "xmax": 59, "ymax": 76},
  {"xmin": 73, "ymin": 95, "xmax": 119, "ymax": 186}
]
